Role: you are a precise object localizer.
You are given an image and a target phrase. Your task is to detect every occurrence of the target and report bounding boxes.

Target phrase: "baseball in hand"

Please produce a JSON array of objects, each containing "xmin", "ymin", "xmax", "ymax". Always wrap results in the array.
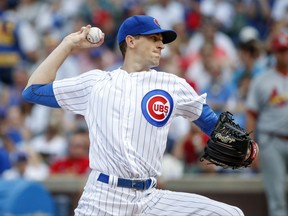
[{"xmin": 86, "ymin": 27, "xmax": 103, "ymax": 44}]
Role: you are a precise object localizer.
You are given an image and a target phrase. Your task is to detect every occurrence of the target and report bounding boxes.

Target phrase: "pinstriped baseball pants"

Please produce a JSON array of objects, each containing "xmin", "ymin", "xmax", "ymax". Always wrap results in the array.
[{"xmin": 75, "ymin": 170, "xmax": 244, "ymax": 216}]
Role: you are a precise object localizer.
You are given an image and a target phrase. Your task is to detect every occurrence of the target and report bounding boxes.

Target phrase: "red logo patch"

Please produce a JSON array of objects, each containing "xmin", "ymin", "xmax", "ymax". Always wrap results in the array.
[
  {"xmin": 147, "ymin": 95, "xmax": 169, "ymax": 121},
  {"xmin": 141, "ymin": 89, "xmax": 174, "ymax": 127}
]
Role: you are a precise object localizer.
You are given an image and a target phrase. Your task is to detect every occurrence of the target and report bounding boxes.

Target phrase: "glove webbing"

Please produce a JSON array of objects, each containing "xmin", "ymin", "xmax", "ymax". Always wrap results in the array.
[{"xmin": 216, "ymin": 111, "xmax": 249, "ymax": 138}]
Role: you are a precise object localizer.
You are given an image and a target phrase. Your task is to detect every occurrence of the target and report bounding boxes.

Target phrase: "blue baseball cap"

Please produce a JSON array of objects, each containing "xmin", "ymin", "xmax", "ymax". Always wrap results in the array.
[{"xmin": 117, "ymin": 15, "xmax": 177, "ymax": 44}]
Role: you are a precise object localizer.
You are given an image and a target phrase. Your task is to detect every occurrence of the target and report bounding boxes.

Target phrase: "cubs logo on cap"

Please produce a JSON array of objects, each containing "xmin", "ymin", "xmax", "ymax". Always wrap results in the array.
[
  {"xmin": 141, "ymin": 89, "xmax": 174, "ymax": 127},
  {"xmin": 153, "ymin": 18, "xmax": 160, "ymax": 27}
]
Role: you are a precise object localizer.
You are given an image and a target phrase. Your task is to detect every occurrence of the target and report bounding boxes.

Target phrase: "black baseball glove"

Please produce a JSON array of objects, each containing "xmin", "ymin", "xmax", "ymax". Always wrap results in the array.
[{"xmin": 200, "ymin": 111, "xmax": 257, "ymax": 169}]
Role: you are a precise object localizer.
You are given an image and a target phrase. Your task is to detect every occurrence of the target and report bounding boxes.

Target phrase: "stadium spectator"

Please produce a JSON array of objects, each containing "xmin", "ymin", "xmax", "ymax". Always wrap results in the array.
[
  {"xmin": 0, "ymin": 0, "xmax": 40, "ymax": 85},
  {"xmin": 232, "ymin": 27, "xmax": 266, "ymax": 88},
  {"xmin": 50, "ymin": 129, "xmax": 90, "ymax": 176},
  {"xmin": 185, "ymin": 40, "xmax": 232, "ymax": 93},
  {"xmin": 185, "ymin": 0, "xmax": 202, "ymax": 35},
  {"xmin": 172, "ymin": 123, "xmax": 214, "ymax": 174},
  {"xmin": 1, "ymin": 105, "xmax": 31, "ymax": 147},
  {"xmin": 185, "ymin": 15, "xmax": 238, "ymax": 69},
  {"xmin": 200, "ymin": 57, "xmax": 235, "ymax": 117},
  {"xmin": 0, "ymin": 132, "xmax": 14, "ymax": 175},
  {"xmin": 1, "ymin": 151, "xmax": 28, "ymax": 180},
  {"xmin": 226, "ymin": 26, "xmax": 268, "ymax": 128},
  {"xmin": 146, "ymin": 0, "xmax": 185, "ymax": 30},
  {"xmin": 200, "ymin": 0, "xmax": 235, "ymax": 31},
  {"xmin": 49, "ymin": 128, "xmax": 90, "ymax": 216},
  {"xmin": 29, "ymin": 113, "xmax": 68, "ymax": 165}
]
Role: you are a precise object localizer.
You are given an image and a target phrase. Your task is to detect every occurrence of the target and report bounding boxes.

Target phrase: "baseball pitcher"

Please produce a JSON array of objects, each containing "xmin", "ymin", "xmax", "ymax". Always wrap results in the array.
[{"xmin": 23, "ymin": 15, "xmax": 257, "ymax": 216}]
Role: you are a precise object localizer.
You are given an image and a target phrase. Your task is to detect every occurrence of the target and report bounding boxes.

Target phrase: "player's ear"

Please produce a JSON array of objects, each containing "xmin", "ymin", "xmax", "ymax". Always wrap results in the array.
[{"xmin": 126, "ymin": 35, "xmax": 137, "ymax": 48}]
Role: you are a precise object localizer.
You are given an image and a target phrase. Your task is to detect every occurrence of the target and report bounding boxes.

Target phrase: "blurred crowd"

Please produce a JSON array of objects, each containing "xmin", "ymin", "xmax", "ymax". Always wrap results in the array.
[{"xmin": 0, "ymin": 0, "xmax": 288, "ymax": 183}]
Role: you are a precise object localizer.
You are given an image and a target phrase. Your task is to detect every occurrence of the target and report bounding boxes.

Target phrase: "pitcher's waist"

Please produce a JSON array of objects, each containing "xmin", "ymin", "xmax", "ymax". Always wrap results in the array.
[{"xmin": 94, "ymin": 171, "xmax": 157, "ymax": 191}]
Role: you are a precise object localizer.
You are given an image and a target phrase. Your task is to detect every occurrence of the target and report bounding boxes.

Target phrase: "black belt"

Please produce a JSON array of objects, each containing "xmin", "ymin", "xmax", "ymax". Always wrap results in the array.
[{"xmin": 97, "ymin": 173, "xmax": 153, "ymax": 190}]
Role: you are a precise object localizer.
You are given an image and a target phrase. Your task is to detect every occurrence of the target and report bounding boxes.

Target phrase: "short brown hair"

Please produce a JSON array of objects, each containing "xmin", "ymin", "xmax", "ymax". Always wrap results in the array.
[{"xmin": 119, "ymin": 41, "xmax": 127, "ymax": 59}]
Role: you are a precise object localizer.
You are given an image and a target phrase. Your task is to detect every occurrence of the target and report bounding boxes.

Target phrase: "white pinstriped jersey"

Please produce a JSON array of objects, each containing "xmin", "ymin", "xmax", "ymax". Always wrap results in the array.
[{"xmin": 53, "ymin": 68, "xmax": 206, "ymax": 179}]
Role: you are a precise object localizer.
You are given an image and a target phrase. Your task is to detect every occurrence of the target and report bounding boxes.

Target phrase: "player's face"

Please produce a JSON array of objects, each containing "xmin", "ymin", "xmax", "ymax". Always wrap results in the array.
[
  {"xmin": 134, "ymin": 34, "xmax": 165, "ymax": 68},
  {"xmin": 275, "ymin": 49, "xmax": 288, "ymax": 70}
]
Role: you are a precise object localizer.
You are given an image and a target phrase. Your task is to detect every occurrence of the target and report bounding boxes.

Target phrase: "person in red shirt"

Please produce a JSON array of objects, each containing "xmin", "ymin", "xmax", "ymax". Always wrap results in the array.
[
  {"xmin": 172, "ymin": 123, "xmax": 216, "ymax": 173},
  {"xmin": 50, "ymin": 128, "xmax": 90, "ymax": 176}
]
